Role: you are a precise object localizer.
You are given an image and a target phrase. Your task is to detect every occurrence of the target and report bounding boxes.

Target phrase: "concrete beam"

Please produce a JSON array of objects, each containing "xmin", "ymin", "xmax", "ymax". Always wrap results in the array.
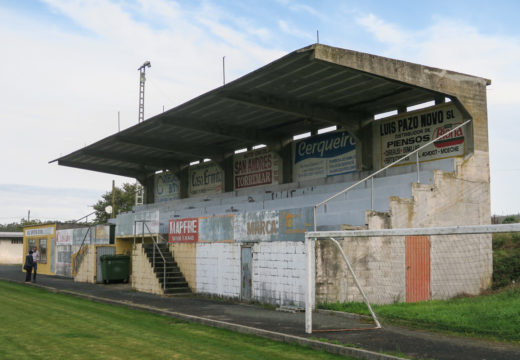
[
  {"xmin": 116, "ymin": 135, "xmax": 227, "ymax": 163},
  {"xmin": 220, "ymin": 90, "xmax": 363, "ymax": 136},
  {"xmin": 81, "ymin": 149, "xmax": 183, "ymax": 170},
  {"xmin": 57, "ymin": 159, "xmax": 148, "ymax": 182},
  {"xmin": 159, "ymin": 117, "xmax": 282, "ymax": 151}
]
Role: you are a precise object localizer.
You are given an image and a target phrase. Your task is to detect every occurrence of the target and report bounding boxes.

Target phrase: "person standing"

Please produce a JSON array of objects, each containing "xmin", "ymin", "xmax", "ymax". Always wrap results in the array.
[
  {"xmin": 32, "ymin": 246, "xmax": 40, "ymax": 282},
  {"xmin": 24, "ymin": 250, "xmax": 34, "ymax": 283}
]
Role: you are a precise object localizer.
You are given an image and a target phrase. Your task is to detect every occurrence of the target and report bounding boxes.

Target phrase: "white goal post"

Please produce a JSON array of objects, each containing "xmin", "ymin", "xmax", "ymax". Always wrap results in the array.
[{"xmin": 304, "ymin": 223, "xmax": 520, "ymax": 334}]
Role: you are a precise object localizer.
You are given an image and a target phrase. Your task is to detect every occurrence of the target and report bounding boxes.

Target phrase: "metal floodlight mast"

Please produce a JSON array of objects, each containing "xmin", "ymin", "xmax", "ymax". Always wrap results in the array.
[
  {"xmin": 135, "ymin": 61, "xmax": 151, "ymax": 206},
  {"xmin": 137, "ymin": 61, "xmax": 151, "ymax": 124}
]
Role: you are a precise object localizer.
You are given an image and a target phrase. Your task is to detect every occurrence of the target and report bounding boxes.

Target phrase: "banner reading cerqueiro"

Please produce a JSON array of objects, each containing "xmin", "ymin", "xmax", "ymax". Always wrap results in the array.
[{"xmin": 293, "ymin": 130, "xmax": 356, "ymax": 182}]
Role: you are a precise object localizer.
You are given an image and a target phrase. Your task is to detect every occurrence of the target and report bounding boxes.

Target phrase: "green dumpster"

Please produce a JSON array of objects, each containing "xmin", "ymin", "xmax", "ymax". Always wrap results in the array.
[{"xmin": 100, "ymin": 254, "xmax": 130, "ymax": 284}]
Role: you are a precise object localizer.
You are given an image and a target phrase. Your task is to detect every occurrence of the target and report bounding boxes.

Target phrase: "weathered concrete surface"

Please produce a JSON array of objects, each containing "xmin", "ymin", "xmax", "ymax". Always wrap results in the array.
[{"xmin": 2, "ymin": 265, "xmax": 519, "ymax": 360}]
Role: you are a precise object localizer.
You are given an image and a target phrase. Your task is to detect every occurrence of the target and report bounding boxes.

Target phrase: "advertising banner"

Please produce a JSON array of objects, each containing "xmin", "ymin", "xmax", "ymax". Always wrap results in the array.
[
  {"xmin": 154, "ymin": 171, "xmax": 180, "ymax": 203},
  {"xmin": 25, "ymin": 226, "xmax": 54, "ymax": 237},
  {"xmin": 198, "ymin": 214, "xmax": 234, "ymax": 242},
  {"xmin": 377, "ymin": 103, "xmax": 465, "ymax": 166},
  {"xmin": 293, "ymin": 130, "xmax": 356, "ymax": 182},
  {"xmin": 233, "ymin": 148, "xmax": 280, "ymax": 189},
  {"xmin": 167, "ymin": 207, "xmax": 313, "ymax": 243},
  {"xmin": 188, "ymin": 162, "xmax": 224, "ymax": 197},
  {"xmin": 169, "ymin": 218, "xmax": 199, "ymax": 242},
  {"xmin": 234, "ymin": 207, "xmax": 314, "ymax": 242},
  {"xmin": 56, "ymin": 229, "xmax": 74, "ymax": 246}
]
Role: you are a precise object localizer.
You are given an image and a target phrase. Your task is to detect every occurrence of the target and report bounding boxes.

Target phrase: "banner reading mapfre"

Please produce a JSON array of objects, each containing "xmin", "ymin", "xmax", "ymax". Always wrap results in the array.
[
  {"xmin": 169, "ymin": 218, "xmax": 198, "ymax": 242},
  {"xmin": 377, "ymin": 103, "xmax": 466, "ymax": 166}
]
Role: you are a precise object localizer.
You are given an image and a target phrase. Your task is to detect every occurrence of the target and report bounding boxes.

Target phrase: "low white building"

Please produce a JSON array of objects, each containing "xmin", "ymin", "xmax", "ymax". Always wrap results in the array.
[{"xmin": 0, "ymin": 232, "xmax": 23, "ymax": 264}]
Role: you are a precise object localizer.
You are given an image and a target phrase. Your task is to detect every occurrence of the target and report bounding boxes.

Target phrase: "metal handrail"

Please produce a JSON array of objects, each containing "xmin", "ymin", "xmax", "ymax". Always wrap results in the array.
[
  {"xmin": 72, "ymin": 226, "xmax": 93, "ymax": 276},
  {"xmin": 313, "ymin": 119, "xmax": 472, "ymax": 230},
  {"xmin": 133, "ymin": 220, "xmax": 167, "ymax": 291},
  {"xmin": 74, "ymin": 211, "xmax": 96, "ymax": 224}
]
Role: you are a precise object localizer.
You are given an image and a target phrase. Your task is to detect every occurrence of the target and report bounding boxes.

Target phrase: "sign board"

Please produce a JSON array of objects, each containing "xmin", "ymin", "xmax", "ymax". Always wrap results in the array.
[
  {"xmin": 56, "ymin": 229, "xmax": 74, "ymax": 246},
  {"xmin": 169, "ymin": 218, "xmax": 199, "ymax": 242},
  {"xmin": 293, "ymin": 130, "xmax": 356, "ymax": 182},
  {"xmin": 198, "ymin": 215, "xmax": 234, "ymax": 242},
  {"xmin": 154, "ymin": 171, "xmax": 180, "ymax": 203},
  {"xmin": 234, "ymin": 148, "xmax": 281, "ymax": 189},
  {"xmin": 167, "ymin": 207, "xmax": 313, "ymax": 243},
  {"xmin": 25, "ymin": 226, "xmax": 54, "ymax": 237},
  {"xmin": 234, "ymin": 207, "xmax": 314, "ymax": 242},
  {"xmin": 377, "ymin": 103, "xmax": 465, "ymax": 166},
  {"xmin": 188, "ymin": 162, "xmax": 224, "ymax": 197}
]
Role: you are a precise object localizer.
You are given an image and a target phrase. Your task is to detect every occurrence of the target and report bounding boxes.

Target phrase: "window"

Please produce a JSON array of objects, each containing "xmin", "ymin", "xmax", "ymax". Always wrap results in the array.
[
  {"xmin": 11, "ymin": 239, "xmax": 23, "ymax": 244},
  {"xmin": 28, "ymin": 239, "xmax": 36, "ymax": 252},
  {"xmin": 39, "ymin": 238, "xmax": 47, "ymax": 264}
]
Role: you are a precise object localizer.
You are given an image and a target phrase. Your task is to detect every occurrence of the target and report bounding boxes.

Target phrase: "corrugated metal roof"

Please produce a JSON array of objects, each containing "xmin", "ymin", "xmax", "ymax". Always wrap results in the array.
[
  {"xmin": 0, "ymin": 232, "xmax": 23, "ymax": 238},
  {"xmin": 52, "ymin": 44, "xmax": 488, "ymax": 182}
]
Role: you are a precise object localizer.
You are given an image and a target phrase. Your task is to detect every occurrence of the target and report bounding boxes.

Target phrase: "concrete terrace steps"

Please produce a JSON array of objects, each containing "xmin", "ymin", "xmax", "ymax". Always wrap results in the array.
[
  {"xmin": 123, "ymin": 164, "xmax": 453, "ymax": 234},
  {"xmin": 149, "ymin": 170, "xmax": 436, "ymax": 231},
  {"xmin": 143, "ymin": 244, "xmax": 191, "ymax": 295}
]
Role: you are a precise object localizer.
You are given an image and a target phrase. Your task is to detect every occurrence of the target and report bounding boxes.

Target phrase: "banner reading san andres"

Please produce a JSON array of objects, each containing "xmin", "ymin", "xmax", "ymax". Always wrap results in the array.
[
  {"xmin": 377, "ymin": 103, "xmax": 465, "ymax": 166},
  {"xmin": 293, "ymin": 130, "xmax": 356, "ymax": 182}
]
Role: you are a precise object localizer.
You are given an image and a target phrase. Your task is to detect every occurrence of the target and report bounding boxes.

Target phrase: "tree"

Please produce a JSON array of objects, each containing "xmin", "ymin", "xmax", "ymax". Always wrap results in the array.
[
  {"xmin": 0, "ymin": 219, "xmax": 52, "ymax": 232},
  {"xmin": 92, "ymin": 183, "xmax": 137, "ymax": 224}
]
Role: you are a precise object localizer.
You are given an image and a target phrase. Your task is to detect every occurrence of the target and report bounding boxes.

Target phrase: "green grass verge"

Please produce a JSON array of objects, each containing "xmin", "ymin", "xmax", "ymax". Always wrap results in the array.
[
  {"xmin": 320, "ymin": 285, "xmax": 520, "ymax": 343},
  {"xmin": 0, "ymin": 281, "xmax": 352, "ymax": 360}
]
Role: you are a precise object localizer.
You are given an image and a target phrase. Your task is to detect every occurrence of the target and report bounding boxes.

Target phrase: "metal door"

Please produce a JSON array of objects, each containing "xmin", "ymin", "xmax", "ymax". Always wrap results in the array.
[
  {"xmin": 406, "ymin": 236, "xmax": 431, "ymax": 302},
  {"xmin": 241, "ymin": 246, "xmax": 252, "ymax": 301}
]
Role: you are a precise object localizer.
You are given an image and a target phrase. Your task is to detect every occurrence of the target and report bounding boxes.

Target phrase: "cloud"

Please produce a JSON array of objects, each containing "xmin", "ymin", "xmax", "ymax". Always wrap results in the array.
[
  {"xmin": 278, "ymin": 20, "xmax": 315, "ymax": 42},
  {"xmin": 0, "ymin": 0, "xmax": 288, "ymax": 222},
  {"xmin": 356, "ymin": 13, "xmax": 409, "ymax": 45}
]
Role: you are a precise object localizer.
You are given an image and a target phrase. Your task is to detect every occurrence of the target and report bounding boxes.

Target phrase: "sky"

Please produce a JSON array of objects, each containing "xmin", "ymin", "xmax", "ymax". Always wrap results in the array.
[{"xmin": 1, "ymin": 0, "xmax": 519, "ymax": 224}]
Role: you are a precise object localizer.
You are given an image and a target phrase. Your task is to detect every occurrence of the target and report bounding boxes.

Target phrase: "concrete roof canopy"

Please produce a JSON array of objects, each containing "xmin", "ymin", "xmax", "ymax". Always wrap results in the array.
[{"xmin": 52, "ymin": 44, "xmax": 490, "ymax": 182}]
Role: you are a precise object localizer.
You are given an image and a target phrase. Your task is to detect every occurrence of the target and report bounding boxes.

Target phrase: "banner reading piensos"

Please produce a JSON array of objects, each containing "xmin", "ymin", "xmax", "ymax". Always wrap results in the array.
[
  {"xmin": 234, "ymin": 148, "xmax": 280, "ymax": 189},
  {"xmin": 377, "ymin": 103, "xmax": 465, "ymax": 166},
  {"xmin": 293, "ymin": 130, "xmax": 356, "ymax": 182},
  {"xmin": 169, "ymin": 218, "xmax": 199, "ymax": 242}
]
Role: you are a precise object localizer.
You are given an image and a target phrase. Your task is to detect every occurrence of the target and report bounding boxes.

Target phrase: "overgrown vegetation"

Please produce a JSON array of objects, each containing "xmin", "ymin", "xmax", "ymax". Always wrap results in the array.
[
  {"xmin": 492, "ymin": 232, "xmax": 520, "ymax": 289},
  {"xmin": 320, "ymin": 285, "xmax": 520, "ymax": 342},
  {"xmin": 0, "ymin": 281, "xmax": 350, "ymax": 360},
  {"xmin": 0, "ymin": 218, "xmax": 53, "ymax": 232}
]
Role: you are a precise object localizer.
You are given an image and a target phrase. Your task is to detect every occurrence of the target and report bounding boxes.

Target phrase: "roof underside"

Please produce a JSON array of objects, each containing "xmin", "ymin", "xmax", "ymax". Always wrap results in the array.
[{"xmin": 53, "ymin": 44, "xmax": 486, "ymax": 181}]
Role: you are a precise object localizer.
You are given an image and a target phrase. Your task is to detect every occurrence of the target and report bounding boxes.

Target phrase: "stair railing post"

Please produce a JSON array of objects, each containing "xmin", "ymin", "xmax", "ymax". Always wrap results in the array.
[
  {"xmin": 416, "ymin": 151, "xmax": 420, "ymax": 183},
  {"xmin": 370, "ymin": 177, "xmax": 374, "ymax": 211}
]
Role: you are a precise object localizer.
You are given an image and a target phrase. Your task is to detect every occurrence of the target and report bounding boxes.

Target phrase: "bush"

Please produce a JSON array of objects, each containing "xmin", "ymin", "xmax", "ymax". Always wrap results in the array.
[{"xmin": 492, "ymin": 233, "xmax": 520, "ymax": 289}]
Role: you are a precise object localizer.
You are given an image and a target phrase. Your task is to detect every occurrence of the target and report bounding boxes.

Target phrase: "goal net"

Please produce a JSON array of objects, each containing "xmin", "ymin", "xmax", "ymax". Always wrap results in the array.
[{"xmin": 304, "ymin": 223, "xmax": 520, "ymax": 334}]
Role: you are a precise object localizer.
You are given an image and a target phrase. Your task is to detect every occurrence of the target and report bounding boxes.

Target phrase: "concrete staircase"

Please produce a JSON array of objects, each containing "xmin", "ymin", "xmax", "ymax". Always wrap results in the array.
[{"xmin": 143, "ymin": 243, "xmax": 191, "ymax": 295}]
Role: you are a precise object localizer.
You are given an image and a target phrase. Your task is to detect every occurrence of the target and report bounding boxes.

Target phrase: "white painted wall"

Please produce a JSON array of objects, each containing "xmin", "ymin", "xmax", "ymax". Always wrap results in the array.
[
  {"xmin": 253, "ymin": 242, "xmax": 306, "ymax": 307},
  {"xmin": 195, "ymin": 241, "xmax": 306, "ymax": 307},
  {"xmin": 0, "ymin": 240, "xmax": 23, "ymax": 264},
  {"xmin": 196, "ymin": 243, "xmax": 241, "ymax": 298}
]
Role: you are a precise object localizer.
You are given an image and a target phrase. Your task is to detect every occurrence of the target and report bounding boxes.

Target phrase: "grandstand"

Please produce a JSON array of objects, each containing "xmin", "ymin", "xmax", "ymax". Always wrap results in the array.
[{"xmin": 53, "ymin": 44, "xmax": 491, "ymax": 306}]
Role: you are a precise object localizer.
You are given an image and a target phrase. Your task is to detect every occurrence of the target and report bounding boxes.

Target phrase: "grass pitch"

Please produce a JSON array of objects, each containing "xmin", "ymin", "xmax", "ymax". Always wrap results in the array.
[
  {"xmin": 320, "ymin": 285, "xmax": 520, "ymax": 343},
  {"xmin": 0, "ymin": 281, "xmax": 350, "ymax": 360}
]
